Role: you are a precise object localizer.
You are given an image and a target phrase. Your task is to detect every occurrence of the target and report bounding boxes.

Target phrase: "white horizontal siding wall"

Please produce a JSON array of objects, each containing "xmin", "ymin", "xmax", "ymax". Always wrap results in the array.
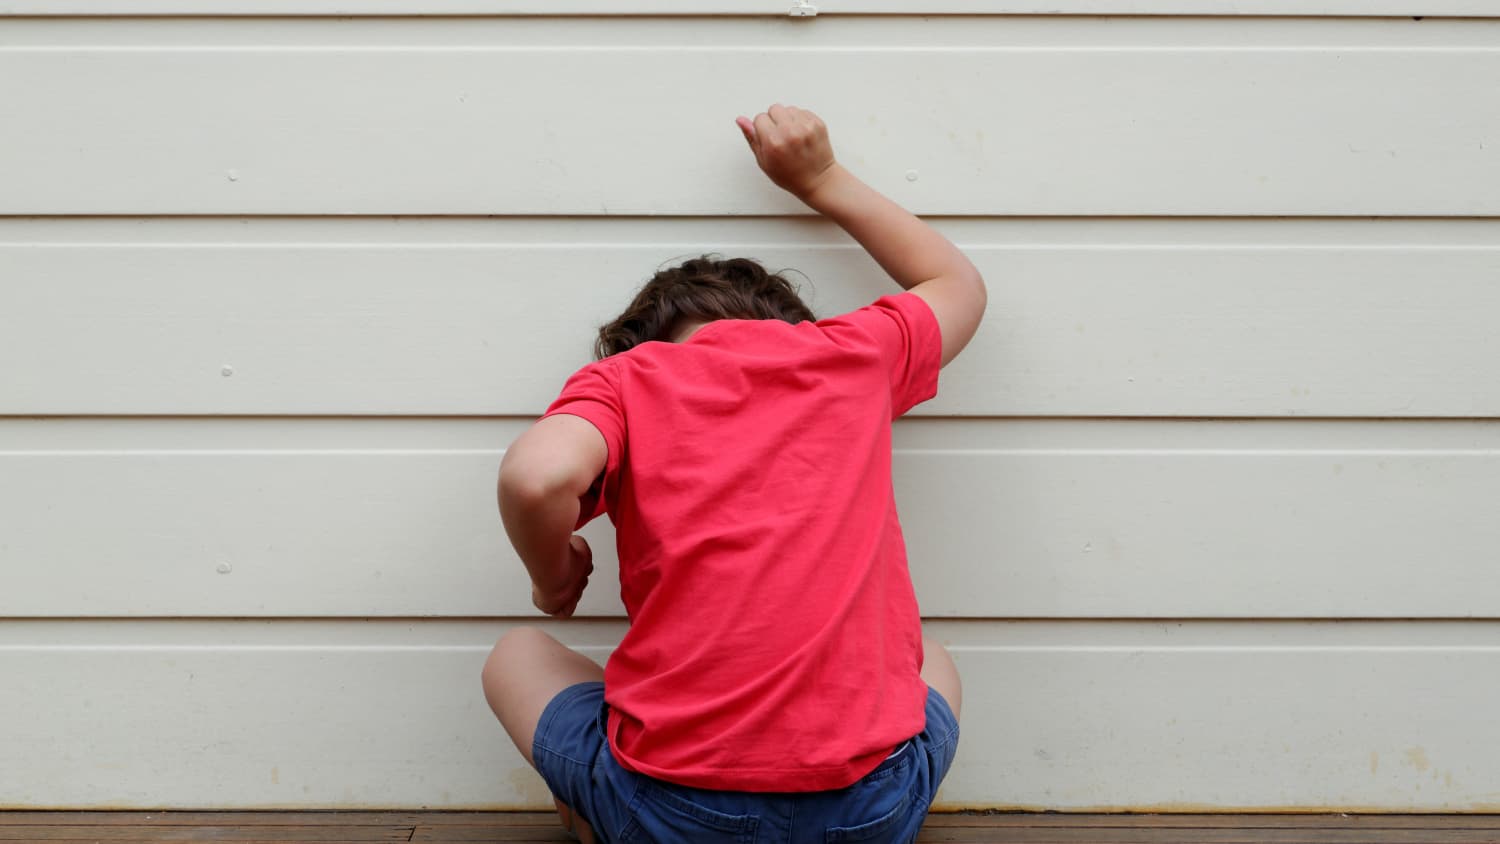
[{"xmin": 1, "ymin": 9, "xmax": 1497, "ymax": 812}]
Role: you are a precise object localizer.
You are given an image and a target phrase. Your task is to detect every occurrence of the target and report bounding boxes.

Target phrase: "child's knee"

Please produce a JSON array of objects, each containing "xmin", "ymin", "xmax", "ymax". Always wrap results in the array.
[
  {"xmin": 920, "ymin": 634, "xmax": 962, "ymax": 720},
  {"xmin": 481, "ymin": 625, "xmax": 551, "ymax": 682}
]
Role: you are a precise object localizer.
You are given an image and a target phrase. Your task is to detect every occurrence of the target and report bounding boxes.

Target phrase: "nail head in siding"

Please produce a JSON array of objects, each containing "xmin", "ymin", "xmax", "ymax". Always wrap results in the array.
[{"xmin": 221, "ymin": 365, "xmax": 234, "ymax": 377}]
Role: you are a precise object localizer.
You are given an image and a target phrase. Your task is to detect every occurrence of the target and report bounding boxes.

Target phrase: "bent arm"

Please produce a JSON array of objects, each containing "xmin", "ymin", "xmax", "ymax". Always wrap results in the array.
[
  {"xmin": 497, "ymin": 414, "xmax": 607, "ymax": 596},
  {"xmin": 799, "ymin": 163, "xmax": 987, "ymax": 369}
]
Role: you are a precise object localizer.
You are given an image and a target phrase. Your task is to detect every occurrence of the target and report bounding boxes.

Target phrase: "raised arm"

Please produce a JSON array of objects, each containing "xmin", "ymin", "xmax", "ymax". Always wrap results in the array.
[{"xmin": 736, "ymin": 103, "xmax": 987, "ymax": 368}]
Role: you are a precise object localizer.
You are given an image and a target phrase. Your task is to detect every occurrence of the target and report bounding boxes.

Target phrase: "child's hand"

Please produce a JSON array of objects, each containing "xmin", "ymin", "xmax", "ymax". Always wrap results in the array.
[
  {"xmin": 736, "ymin": 103, "xmax": 839, "ymax": 200},
  {"xmin": 532, "ymin": 534, "xmax": 593, "ymax": 619}
]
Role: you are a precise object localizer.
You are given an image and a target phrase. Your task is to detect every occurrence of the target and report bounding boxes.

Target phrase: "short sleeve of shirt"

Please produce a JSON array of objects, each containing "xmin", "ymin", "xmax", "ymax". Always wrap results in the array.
[
  {"xmin": 817, "ymin": 291, "xmax": 943, "ymax": 419},
  {"xmin": 539, "ymin": 360, "xmax": 625, "ymax": 529}
]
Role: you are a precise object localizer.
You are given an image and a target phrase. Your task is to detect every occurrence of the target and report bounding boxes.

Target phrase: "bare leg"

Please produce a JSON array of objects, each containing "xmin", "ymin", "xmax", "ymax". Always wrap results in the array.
[
  {"xmin": 920, "ymin": 632, "xmax": 962, "ymax": 722},
  {"xmin": 481, "ymin": 626, "xmax": 604, "ymax": 842},
  {"xmin": 554, "ymin": 796, "xmax": 597, "ymax": 844}
]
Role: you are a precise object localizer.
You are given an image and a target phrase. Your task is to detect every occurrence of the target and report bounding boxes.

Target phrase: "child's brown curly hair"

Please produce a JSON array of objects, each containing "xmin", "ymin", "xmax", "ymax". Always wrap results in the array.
[{"xmin": 593, "ymin": 254, "xmax": 817, "ymax": 360}]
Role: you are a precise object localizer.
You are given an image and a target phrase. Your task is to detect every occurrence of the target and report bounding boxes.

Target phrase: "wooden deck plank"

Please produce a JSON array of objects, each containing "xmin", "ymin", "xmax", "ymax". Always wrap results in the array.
[
  {"xmin": 925, "ymin": 813, "xmax": 1500, "ymax": 828},
  {"xmin": 391, "ymin": 820, "xmax": 1500, "ymax": 844},
  {"xmin": 411, "ymin": 827, "xmax": 1500, "ymax": 839},
  {"xmin": 919, "ymin": 832, "xmax": 1500, "ymax": 843},
  {"xmin": 6, "ymin": 811, "xmax": 1500, "ymax": 844},
  {"xmin": 411, "ymin": 828, "xmax": 570, "ymax": 842},
  {"xmin": 0, "ymin": 826, "xmax": 413, "ymax": 841}
]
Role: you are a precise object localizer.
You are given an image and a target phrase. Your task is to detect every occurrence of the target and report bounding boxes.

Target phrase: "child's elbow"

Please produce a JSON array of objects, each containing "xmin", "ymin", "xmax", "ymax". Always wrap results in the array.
[
  {"xmin": 497, "ymin": 459, "xmax": 551, "ymax": 508},
  {"xmin": 498, "ymin": 418, "xmax": 605, "ymax": 505},
  {"xmin": 971, "ymin": 274, "xmax": 989, "ymax": 316},
  {"xmin": 497, "ymin": 438, "xmax": 567, "ymax": 510}
]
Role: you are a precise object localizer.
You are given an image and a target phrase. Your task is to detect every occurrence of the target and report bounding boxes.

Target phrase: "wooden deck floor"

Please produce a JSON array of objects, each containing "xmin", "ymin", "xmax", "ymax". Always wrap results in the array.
[{"xmin": 3, "ymin": 811, "xmax": 1500, "ymax": 843}]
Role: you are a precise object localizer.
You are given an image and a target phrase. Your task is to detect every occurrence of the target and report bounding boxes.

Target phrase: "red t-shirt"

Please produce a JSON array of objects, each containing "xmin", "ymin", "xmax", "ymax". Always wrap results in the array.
[{"xmin": 538, "ymin": 290, "xmax": 942, "ymax": 792}]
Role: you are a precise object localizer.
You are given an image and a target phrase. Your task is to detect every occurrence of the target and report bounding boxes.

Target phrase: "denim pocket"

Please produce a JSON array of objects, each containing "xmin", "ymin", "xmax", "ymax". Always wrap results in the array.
[
  {"xmin": 823, "ymin": 787, "xmax": 912, "ymax": 843},
  {"xmin": 620, "ymin": 779, "xmax": 760, "ymax": 844},
  {"xmin": 823, "ymin": 750, "xmax": 917, "ymax": 843}
]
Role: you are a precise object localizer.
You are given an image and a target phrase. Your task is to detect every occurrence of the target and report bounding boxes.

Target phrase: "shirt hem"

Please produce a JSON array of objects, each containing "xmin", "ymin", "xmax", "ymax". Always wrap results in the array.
[{"xmin": 609, "ymin": 732, "xmax": 898, "ymax": 792}]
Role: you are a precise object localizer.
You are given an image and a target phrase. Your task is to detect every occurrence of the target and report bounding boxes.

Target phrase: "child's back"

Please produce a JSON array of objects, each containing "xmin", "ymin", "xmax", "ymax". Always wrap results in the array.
[
  {"xmin": 486, "ymin": 102, "xmax": 986, "ymax": 843},
  {"xmin": 540, "ymin": 290, "xmax": 942, "ymax": 791}
]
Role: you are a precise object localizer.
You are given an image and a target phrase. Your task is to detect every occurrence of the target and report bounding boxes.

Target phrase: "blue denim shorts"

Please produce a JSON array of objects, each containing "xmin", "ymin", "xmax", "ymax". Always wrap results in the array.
[{"xmin": 531, "ymin": 681, "xmax": 959, "ymax": 844}]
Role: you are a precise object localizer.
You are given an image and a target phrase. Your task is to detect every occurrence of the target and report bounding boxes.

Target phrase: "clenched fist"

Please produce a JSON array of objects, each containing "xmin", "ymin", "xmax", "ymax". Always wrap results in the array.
[
  {"xmin": 533, "ymin": 534, "xmax": 593, "ymax": 619},
  {"xmin": 735, "ymin": 103, "xmax": 841, "ymax": 200}
]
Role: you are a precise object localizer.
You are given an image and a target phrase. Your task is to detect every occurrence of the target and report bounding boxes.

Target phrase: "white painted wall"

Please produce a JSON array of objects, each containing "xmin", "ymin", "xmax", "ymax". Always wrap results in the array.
[{"xmin": 2, "ymin": 8, "xmax": 1497, "ymax": 811}]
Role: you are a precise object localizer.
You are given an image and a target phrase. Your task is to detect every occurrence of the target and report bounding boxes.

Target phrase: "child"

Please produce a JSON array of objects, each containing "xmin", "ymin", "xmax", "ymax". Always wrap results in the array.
[{"xmin": 482, "ymin": 103, "xmax": 987, "ymax": 843}]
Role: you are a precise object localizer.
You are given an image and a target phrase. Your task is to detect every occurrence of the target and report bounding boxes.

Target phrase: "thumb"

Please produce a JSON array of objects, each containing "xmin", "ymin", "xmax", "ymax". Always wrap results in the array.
[
  {"xmin": 570, "ymin": 534, "xmax": 592, "ymax": 561},
  {"xmin": 735, "ymin": 116, "xmax": 757, "ymax": 147}
]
